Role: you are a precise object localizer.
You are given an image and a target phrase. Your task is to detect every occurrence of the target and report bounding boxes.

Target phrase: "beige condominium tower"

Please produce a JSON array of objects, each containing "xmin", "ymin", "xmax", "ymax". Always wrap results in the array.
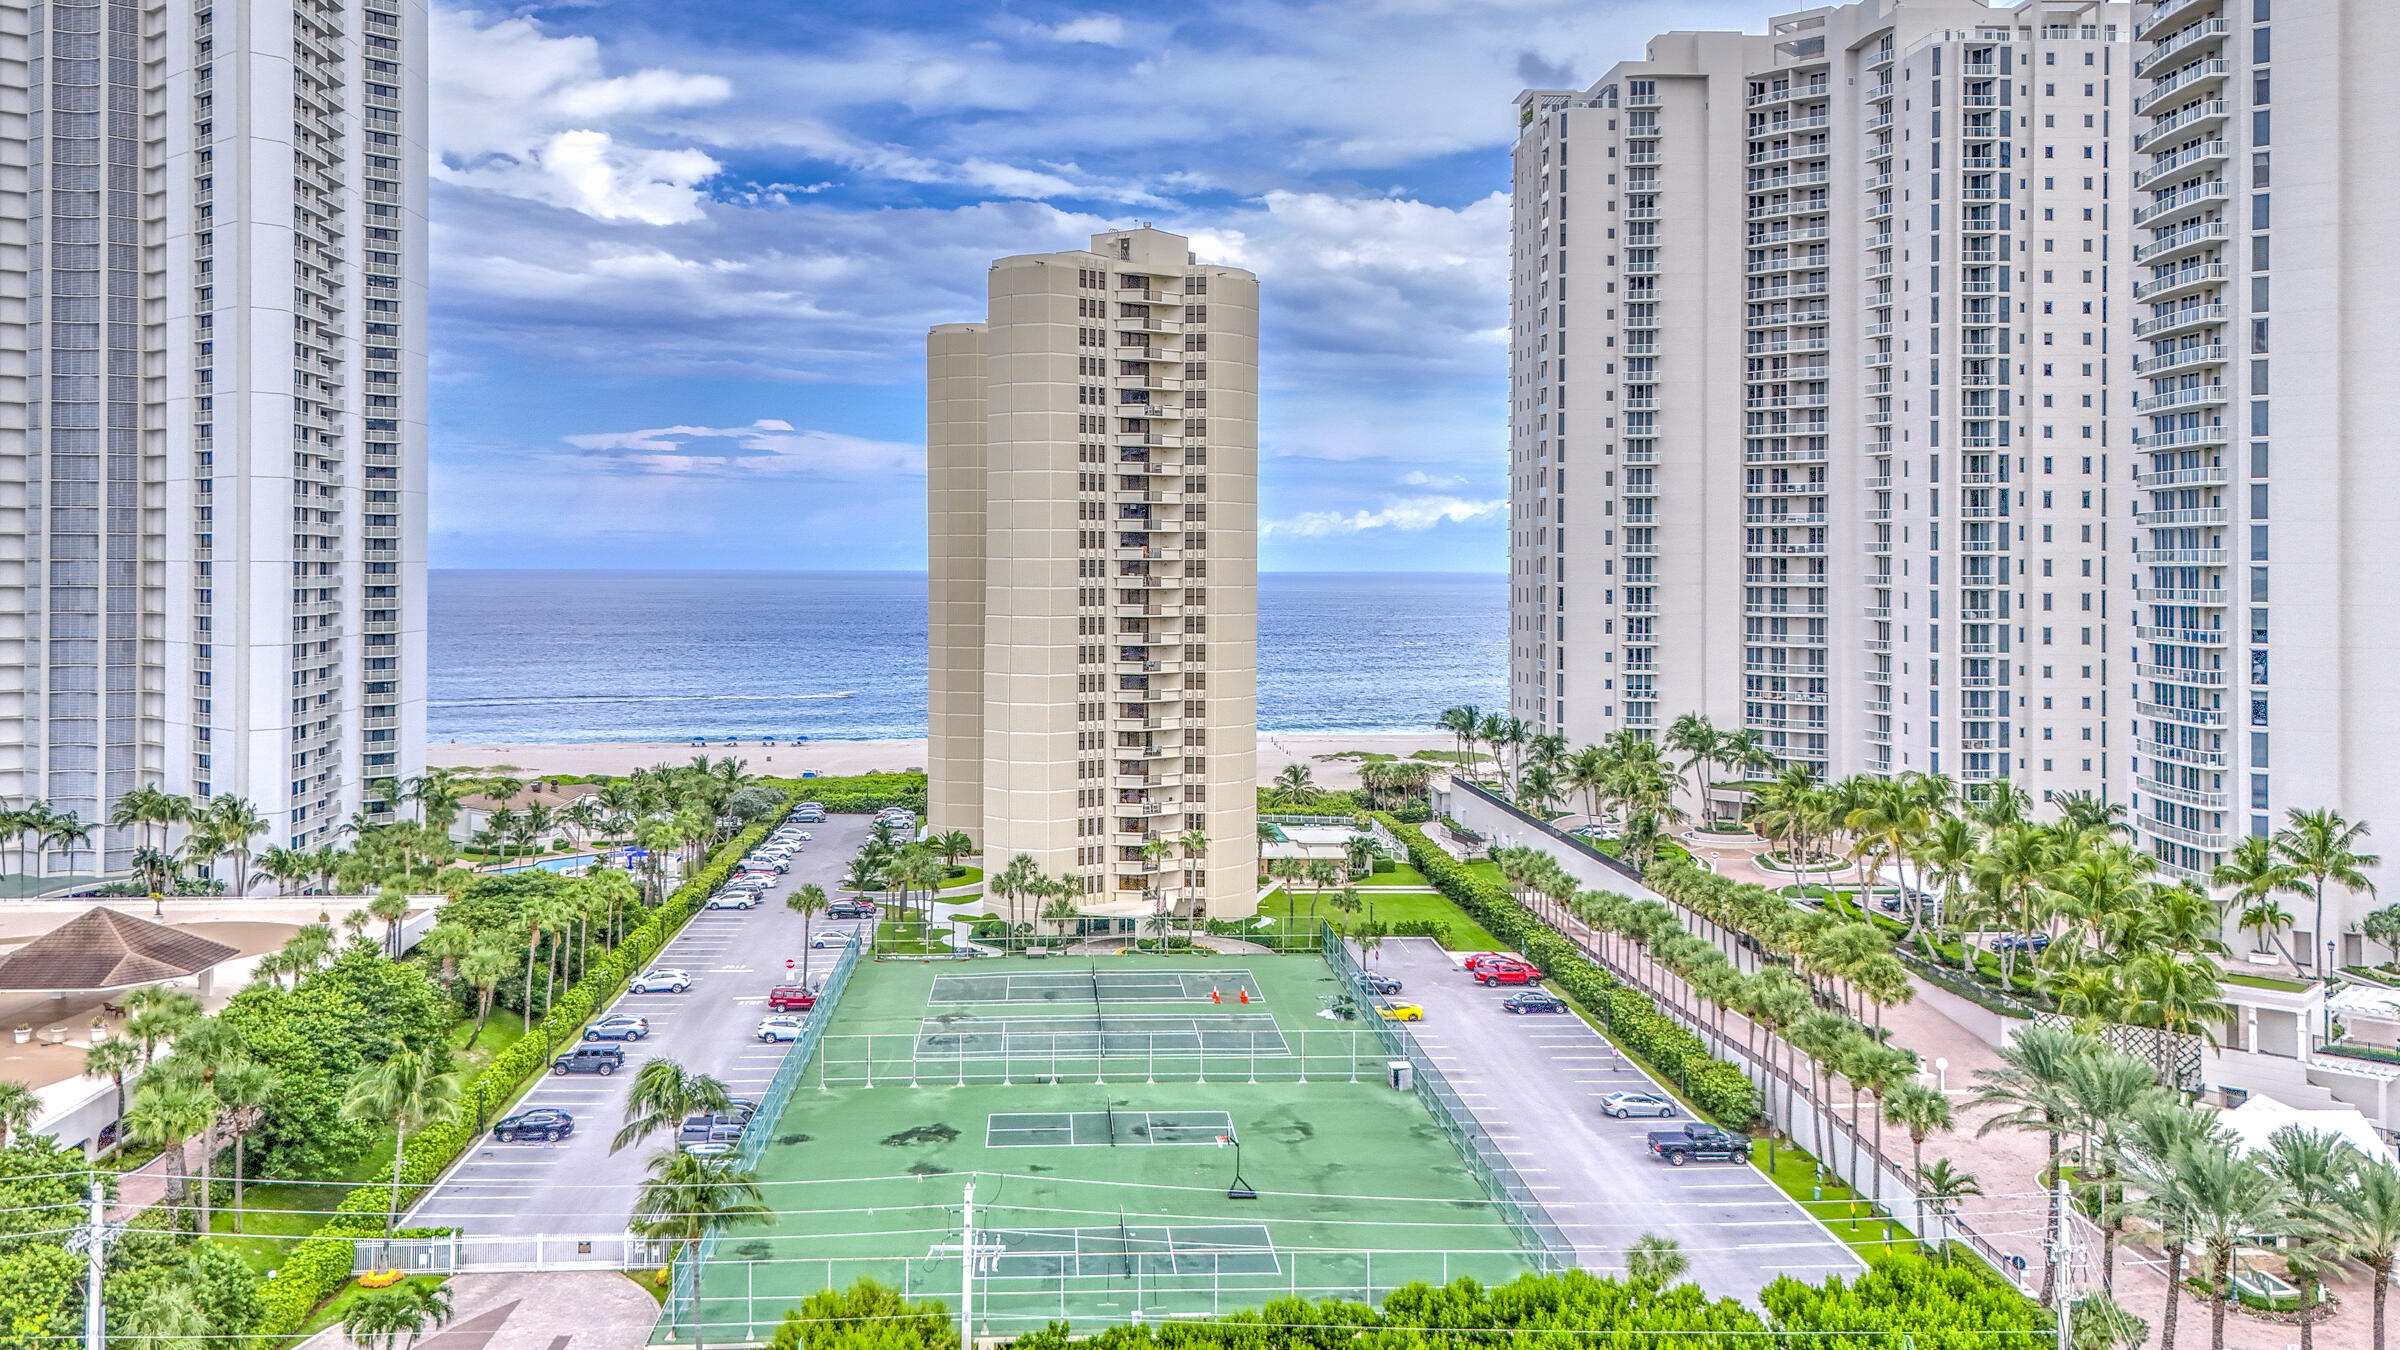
[{"xmin": 928, "ymin": 227, "xmax": 1260, "ymax": 923}]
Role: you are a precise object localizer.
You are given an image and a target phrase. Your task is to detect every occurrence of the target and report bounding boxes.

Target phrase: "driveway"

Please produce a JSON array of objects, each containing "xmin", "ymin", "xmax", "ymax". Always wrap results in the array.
[
  {"xmin": 294, "ymin": 1271, "xmax": 659, "ymax": 1350},
  {"xmin": 409, "ymin": 815, "xmax": 874, "ymax": 1237},
  {"xmin": 1370, "ymin": 937, "xmax": 1864, "ymax": 1302}
]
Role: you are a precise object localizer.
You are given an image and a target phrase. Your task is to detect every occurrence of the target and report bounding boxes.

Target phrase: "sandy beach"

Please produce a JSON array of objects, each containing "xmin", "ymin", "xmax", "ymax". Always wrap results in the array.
[{"xmin": 428, "ymin": 732, "xmax": 1454, "ymax": 790}]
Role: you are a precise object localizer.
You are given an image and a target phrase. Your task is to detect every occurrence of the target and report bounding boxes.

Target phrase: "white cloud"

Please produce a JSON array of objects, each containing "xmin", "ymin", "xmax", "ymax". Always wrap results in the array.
[
  {"xmin": 1264, "ymin": 496, "xmax": 1506, "ymax": 538},
  {"xmin": 1043, "ymin": 16, "xmax": 1128, "ymax": 46},
  {"xmin": 563, "ymin": 420, "xmax": 924, "ymax": 478},
  {"xmin": 432, "ymin": 8, "xmax": 731, "ymax": 223}
]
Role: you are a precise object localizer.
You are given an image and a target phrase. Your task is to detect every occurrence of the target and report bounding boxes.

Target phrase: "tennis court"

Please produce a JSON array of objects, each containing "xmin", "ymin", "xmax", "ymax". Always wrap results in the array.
[
  {"xmin": 986, "ymin": 1109, "xmax": 1235, "ymax": 1148},
  {"xmin": 918, "ymin": 1013, "xmax": 1289, "ymax": 1058},
  {"xmin": 930, "ymin": 968, "xmax": 1266, "ymax": 1005},
  {"xmin": 668, "ymin": 951, "xmax": 1542, "ymax": 1342}
]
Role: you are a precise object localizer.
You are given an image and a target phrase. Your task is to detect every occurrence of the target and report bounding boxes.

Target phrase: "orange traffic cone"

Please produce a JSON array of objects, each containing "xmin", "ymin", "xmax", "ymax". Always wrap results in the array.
[
  {"xmin": 1211, "ymin": 987, "xmax": 1222, "ymax": 1003},
  {"xmin": 1238, "ymin": 989, "xmax": 1250, "ymax": 1004}
]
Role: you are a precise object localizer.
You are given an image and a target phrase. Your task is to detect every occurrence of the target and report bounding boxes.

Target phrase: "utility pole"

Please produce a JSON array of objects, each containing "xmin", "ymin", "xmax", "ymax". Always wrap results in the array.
[
  {"xmin": 2046, "ymin": 1171, "xmax": 2078, "ymax": 1350},
  {"xmin": 69, "ymin": 1176, "xmax": 119, "ymax": 1350},
  {"xmin": 960, "ymin": 1180, "xmax": 975, "ymax": 1350}
]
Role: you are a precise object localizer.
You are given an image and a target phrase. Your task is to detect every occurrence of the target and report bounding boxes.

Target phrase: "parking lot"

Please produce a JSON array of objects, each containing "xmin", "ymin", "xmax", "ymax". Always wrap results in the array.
[
  {"xmin": 408, "ymin": 812, "xmax": 875, "ymax": 1237},
  {"xmin": 1371, "ymin": 937, "xmax": 1864, "ymax": 1302}
]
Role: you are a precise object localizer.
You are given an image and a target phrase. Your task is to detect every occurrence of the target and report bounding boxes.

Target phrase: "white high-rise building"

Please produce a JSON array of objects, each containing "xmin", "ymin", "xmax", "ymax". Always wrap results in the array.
[
  {"xmin": 1509, "ymin": 0, "xmax": 2134, "ymax": 821},
  {"xmin": 2127, "ymin": 0, "xmax": 2400, "ymax": 957},
  {"xmin": 928, "ymin": 227, "xmax": 1261, "ymax": 921},
  {"xmin": 0, "ymin": 0, "xmax": 427, "ymax": 875}
]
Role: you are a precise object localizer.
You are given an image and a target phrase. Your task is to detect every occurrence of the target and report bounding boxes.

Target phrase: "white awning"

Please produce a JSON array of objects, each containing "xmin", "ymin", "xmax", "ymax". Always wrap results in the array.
[{"xmin": 2221, "ymin": 1094, "xmax": 2396, "ymax": 1164}]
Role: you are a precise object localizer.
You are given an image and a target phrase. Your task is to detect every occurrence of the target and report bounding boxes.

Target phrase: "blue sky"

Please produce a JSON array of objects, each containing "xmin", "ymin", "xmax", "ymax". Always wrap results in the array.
[{"xmin": 427, "ymin": 0, "xmax": 1767, "ymax": 573}]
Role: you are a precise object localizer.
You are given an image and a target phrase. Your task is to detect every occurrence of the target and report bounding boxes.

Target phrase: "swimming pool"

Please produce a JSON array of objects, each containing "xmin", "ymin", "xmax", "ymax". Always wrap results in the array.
[{"xmin": 481, "ymin": 853, "xmax": 600, "ymax": 875}]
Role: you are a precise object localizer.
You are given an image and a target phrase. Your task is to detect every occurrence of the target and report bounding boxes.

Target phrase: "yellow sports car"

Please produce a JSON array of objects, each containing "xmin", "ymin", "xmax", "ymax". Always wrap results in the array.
[{"xmin": 1379, "ymin": 1001, "xmax": 1426, "ymax": 1022}]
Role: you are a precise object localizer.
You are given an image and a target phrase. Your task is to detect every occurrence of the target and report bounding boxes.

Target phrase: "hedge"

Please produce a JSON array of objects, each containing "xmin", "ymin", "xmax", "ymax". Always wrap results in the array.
[
  {"xmin": 252, "ymin": 794, "xmax": 794, "ymax": 1335},
  {"xmin": 1381, "ymin": 817, "xmax": 1759, "ymax": 1127}
]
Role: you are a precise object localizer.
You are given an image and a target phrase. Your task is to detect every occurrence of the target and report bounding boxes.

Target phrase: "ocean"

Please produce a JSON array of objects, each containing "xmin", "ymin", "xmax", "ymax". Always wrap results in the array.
[{"xmin": 429, "ymin": 570, "xmax": 1505, "ymax": 744}]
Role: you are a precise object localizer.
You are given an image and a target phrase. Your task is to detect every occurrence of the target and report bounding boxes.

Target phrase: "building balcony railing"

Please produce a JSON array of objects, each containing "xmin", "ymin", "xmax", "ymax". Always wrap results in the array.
[
  {"xmin": 2131, "ymin": 303, "xmax": 2227, "ymax": 340},
  {"xmin": 2134, "ymin": 463, "xmax": 2227, "ymax": 489},
  {"xmin": 2132, "ymin": 179, "xmax": 2229, "ymax": 229},
  {"xmin": 2141, "ymin": 779, "xmax": 2230, "ymax": 811},
  {"xmin": 2132, "ymin": 425, "xmax": 2228, "ymax": 452},
  {"xmin": 2135, "ymin": 19, "xmax": 2230, "ymax": 79},
  {"xmin": 2132, "ymin": 343, "xmax": 2225, "ymax": 377},
  {"xmin": 2133, "ymin": 624, "xmax": 2227, "ymax": 646},
  {"xmin": 2133, "ymin": 506, "xmax": 2228, "ymax": 528},
  {"xmin": 2135, "ymin": 587, "xmax": 2228, "ymax": 606},
  {"xmin": 2134, "ymin": 547, "xmax": 2228, "ymax": 566},
  {"xmin": 2134, "ymin": 98, "xmax": 2229, "ymax": 154},
  {"xmin": 2136, "ymin": 699, "xmax": 2226, "ymax": 730},
  {"xmin": 2137, "ymin": 660, "xmax": 2225, "ymax": 686},
  {"xmin": 2136, "ymin": 0, "xmax": 2220, "ymax": 42},
  {"xmin": 2133, "ymin": 220, "xmax": 2229, "ymax": 267},
  {"xmin": 2134, "ymin": 139, "xmax": 2229, "ymax": 192},
  {"xmin": 2133, "ymin": 263, "xmax": 2228, "ymax": 302},
  {"xmin": 2137, "ymin": 737, "xmax": 2228, "ymax": 769},
  {"xmin": 2133, "ymin": 384, "xmax": 2227, "ymax": 415},
  {"xmin": 2135, "ymin": 60, "xmax": 2230, "ymax": 119}
]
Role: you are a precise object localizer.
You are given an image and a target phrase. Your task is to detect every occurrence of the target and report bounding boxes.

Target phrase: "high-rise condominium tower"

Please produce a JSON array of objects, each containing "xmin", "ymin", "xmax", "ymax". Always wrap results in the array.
[
  {"xmin": 2127, "ymin": 0, "xmax": 2400, "ymax": 954},
  {"xmin": 0, "ymin": 0, "xmax": 427, "ymax": 874},
  {"xmin": 928, "ymin": 227, "xmax": 1260, "ymax": 921},
  {"xmin": 1509, "ymin": 0, "xmax": 2134, "ymax": 823}
]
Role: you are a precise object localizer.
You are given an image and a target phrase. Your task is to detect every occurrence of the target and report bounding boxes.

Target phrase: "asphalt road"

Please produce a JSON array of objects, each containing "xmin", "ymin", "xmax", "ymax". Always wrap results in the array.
[
  {"xmin": 1373, "ymin": 937, "xmax": 1864, "ymax": 1302},
  {"xmin": 408, "ymin": 814, "xmax": 876, "ymax": 1238}
]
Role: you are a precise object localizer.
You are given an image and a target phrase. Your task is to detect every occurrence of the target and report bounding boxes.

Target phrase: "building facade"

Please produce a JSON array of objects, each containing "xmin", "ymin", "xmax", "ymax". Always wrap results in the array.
[
  {"xmin": 1509, "ymin": 0, "xmax": 2134, "ymax": 815},
  {"xmin": 2127, "ymin": 0, "xmax": 2400, "ymax": 954},
  {"xmin": 928, "ymin": 227, "xmax": 1260, "ymax": 920},
  {"xmin": 0, "ymin": 0, "xmax": 428, "ymax": 875}
]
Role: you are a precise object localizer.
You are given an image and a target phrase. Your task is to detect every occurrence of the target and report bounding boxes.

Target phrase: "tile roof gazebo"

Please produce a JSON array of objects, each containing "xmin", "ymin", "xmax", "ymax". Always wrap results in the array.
[{"xmin": 0, "ymin": 908, "xmax": 241, "ymax": 997}]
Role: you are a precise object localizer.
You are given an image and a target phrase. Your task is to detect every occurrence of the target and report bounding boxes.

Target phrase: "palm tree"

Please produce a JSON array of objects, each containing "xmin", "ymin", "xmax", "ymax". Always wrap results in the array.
[
  {"xmin": 2213, "ymin": 834, "xmax": 2292, "ymax": 921},
  {"xmin": 212, "ymin": 1058, "xmax": 276, "ymax": 1233},
  {"xmin": 341, "ymin": 1044, "xmax": 465, "ymax": 1233},
  {"xmin": 1517, "ymin": 762, "xmax": 1563, "ymax": 817},
  {"xmin": 930, "ymin": 829, "xmax": 975, "ymax": 876},
  {"xmin": 127, "ymin": 1074, "xmax": 215, "ymax": 1222},
  {"xmin": 123, "ymin": 985, "xmax": 203, "ymax": 1066},
  {"xmin": 1664, "ymin": 714, "xmax": 1723, "ymax": 822},
  {"xmin": 2064, "ymin": 1046, "xmax": 2169, "ymax": 1291},
  {"xmin": 0, "ymin": 1080, "xmax": 40, "ymax": 1147},
  {"xmin": 1623, "ymin": 1233, "xmax": 1689, "ymax": 1291},
  {"xmin": 2178, "ymin": 1139, "xmax": 2291, "ymax": 1350},
  {"xmin": 629, "ymin": 1149, "xmax": 771, "ymax": 1274},
  {"xmin": 789, "ymin": 884, "xmax": 830, "ymax": 981},
  {"xmin": 1041, "ymin": 892, "xmax": 1083, "ymax": 941},
  {"xmin": 1302, "ymin": 857, "xmax": 1341, "ymax": 920},
  {"xmin": 1271, "ymin": 763, "xmax": 1317, "ymax": 807},
  {"xmin": 2259, "ymin": 1125, "xmax": 2359, "ymax": 1350},
  {"xmin": 1563, "ymin": 744, "xmax": 1611, "ymax": 825},
  {"xmin": 205, "ymin": 795, "xmax": 271, "ymax": 898},
  {"xmin": 1971, "ymin": 1023, "xmax": 2091, "ymax": 1307},
  {"xmin": 41, "ymin": 810, "xmax": 92, "ymax": 875},
  {"xmin": 1916, "ymin": 1159, "xmax": 1983, "ymax": 1260},
  {"xmin": 2236, "ymin": 897, "xmax": 2294, "ymax": 955},
  {"xmin": 370, "ymin": 886, "xmax": 411, "ymax": 959},
  {"xmin": 2121, "ymin": 949, "xmax": 2231, "ymax": 1083},
  {"xmin": 1177, "ymin": 827, "xmax": 1210, "ymax": 920},
  {"xmin": 344, "ymin": 1282, "xmax": 455, "ymax": 1350},
  {"xmin": 459, "ymin": 940, "xmax": 513, "ymax": 1051},
  {"xmin": 1436, "ymin": 705, "xmax": 1482, "ymax": 774},
  {"xmin": 2329, "ymin": 1158, "xmax": 2400, "ymax": 1350},
  {"xmin": 117, "ymin": 1284, "xmax": 210, "ymax": 1350},
  {"xmin": 615, "ymin": 1059, "xmax": 734, "ymax": 1153},
  {"xmin": 2274, "ymin": 808, "xmax": 2379, "ymax": 974},
  {"xmin": 1879, "ymin": 1081, "xmax": 1952, "ymax": 1244},
  {"xmin": 83, "ymin": 1035, "xmax": 141, "ymax": 1148}
]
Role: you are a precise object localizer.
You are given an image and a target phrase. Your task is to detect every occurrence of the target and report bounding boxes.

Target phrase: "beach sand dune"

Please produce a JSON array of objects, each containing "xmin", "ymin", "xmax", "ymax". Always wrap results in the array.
[{"xmin": 428, "ymin": 732, "xmax": 1454, "ymax": 791}]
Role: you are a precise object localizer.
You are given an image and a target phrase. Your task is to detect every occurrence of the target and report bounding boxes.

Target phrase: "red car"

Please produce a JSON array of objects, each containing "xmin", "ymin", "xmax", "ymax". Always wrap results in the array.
[
  {"xmin": 1461, "ymin": 953, "xmax": 1513, "ymax": 973},
  {"xmin": 1474, "ymin": 961, "xmax": 1543, "ymax": 987},
  {"xmin": 766, "ymin": 985, "xmax": 818, "ymax": 1012}
]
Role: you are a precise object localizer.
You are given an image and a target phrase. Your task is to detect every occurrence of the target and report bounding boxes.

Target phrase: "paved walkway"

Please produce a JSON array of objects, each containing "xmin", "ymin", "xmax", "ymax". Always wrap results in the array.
[{"xmin": 295, "ymin": 1272, "xmax": 661, "ymax": 1350}]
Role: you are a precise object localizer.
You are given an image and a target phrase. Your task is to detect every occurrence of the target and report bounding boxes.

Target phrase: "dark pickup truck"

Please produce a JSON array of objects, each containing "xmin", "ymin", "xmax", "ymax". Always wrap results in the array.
[{"xmin": 1646, "ymin": 1122, "xmax": 1750, "ymax": 1166}]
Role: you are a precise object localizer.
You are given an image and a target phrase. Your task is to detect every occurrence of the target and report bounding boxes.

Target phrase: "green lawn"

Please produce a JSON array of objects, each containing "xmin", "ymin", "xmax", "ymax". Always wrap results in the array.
[
  {"xmin": 1751, "ymin": 1138, "xmax": 1913, "ymax": 1263},
  {"xmin": 939, "ymin": 864, "xmax": 984, "ymax": 888},
  {"xmin": 2221, "ymin": 971, "xmax": 2314, "ymax": 992},
  {"xmin": 1357, "ymin": 862, "xmax": 1431, "ymax": 887},
  {"xmin": 1255, "ymin": 886, "xmax": 1500, "ymax": 952},
  {"xmin": 298, "ymin": 1275, "xmax": 449, "ymax": 1339}
]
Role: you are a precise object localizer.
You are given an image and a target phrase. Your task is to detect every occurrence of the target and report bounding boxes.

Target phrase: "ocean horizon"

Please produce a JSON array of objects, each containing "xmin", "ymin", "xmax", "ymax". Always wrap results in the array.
[{"xmin": 429, "ymin": 569, "xmax": 1505, "ymax": 744}]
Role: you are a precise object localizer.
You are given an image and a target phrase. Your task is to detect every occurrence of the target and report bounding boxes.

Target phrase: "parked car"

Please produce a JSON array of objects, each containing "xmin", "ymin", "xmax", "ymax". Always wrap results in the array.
[
  {"xmin": 707, "ymin": 892, "xmax": 759, "ymax": 910},
  {"xmin": 1461, "ymin": 953, "xmax": 1516, "ymax": 973},
  {"xmin": 765, "ymin": 985, "xmax": 818, "ymax": 1012},
  {"xmin": 1358, "ymin": 971, "xmax": 1403, "ymax": 995},
  {"xmin": 1378, "ymin": 1001, "xmax": 1426, "ymax": 1022},
  {"xmin": 1647, "ymin": 1122, "xmax": 1749, "ymax": 1166},
  {"xmin": 1501, "ymin": 990, "xmax": 1570, "ymax": 1014},
  {"xmin": 827, "ymin": 901, "xmax": 875, "ymax": 919},
  {"xmin": 629, "ymin": 968, "xmax": 691, "ymax": 994},
  {"xmin": 812, "ymin": 930, "xmax": 853, "ymax": 949},
  {"xmin": 1602, "ymin": 1091, "xmax": 1678, "ymax": 1119},
  {"xmin": 758, "ymin": 1015, "xmax": 808, "ymax": 1042},
  {"xmin": 1990, "ymin": 932, "xmax": 2053, "ymax": 953},
  {"xmin": 1474, "ymin": 960, "xmax": 1544, "ymax": 987},
  {"xmin": 583, "ymin": 1015, "xmax": 649, "ymax": 1042},
  {"xmin": 493, "ymin": 1107, "xmax": 575, "ymax": 1143},
  {"xmin": 551, "ymin": 1045, "xmax": 623, "ymax": 1076},
  {"xmin": 740, "ymin": 856, "xmax": 790, "ymax": 874},
  {"xmin": 681, "ymin": 1122, "xmax": 745, "ymax": 1156}
]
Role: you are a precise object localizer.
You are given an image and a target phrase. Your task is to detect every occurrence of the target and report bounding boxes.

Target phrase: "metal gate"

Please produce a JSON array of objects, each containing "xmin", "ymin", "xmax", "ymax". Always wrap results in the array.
[{"xmin": 352, "ymin": 1233, "xmax": 675, "ymax": 1275}]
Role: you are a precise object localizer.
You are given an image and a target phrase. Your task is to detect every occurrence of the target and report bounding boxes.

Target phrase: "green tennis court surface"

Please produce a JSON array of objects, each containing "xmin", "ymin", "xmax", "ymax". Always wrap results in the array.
[
  {"xmin": 986, "ymin": 1109, "xmax": 1235, "ymax": 1148},
  {"xmin": 674, "ymin": 952, "xmax": 1536, "ymax": 1341},
  {"xmin": 930, "ymin": 968, "xmax": 1266, "ymax": 1004},
  {"xmin": 917, "ymin": 1012, "xmax": 1289, "ymax": 1057}
]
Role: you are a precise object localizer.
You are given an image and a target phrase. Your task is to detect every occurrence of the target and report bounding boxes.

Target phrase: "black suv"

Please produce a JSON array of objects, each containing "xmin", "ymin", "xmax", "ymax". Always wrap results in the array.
[
  {"xmin": 551, "ymin": 1045, "xmax": 624, "ymax": 1076},
  {"xmin": 494, "ymin": 1108, "xmax": 575, "ymax": 1142},
  {"xmin": 1359, "ymin": 972, "xmax": 1403, "ymax": 995},
  {"xmin": 826, "ymin": 901, "xmax": 873, "ymax": 919}
]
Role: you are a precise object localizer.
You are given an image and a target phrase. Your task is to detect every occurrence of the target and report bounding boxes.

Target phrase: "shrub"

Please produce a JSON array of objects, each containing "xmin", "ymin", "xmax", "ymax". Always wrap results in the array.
[
  {"xmin": 249, "ymin": 794, "xmax": 794, "ymax": 1335},
  {"xmin": 1382, "ymin": 817, "xmax": 1759, "ymax": 1127}
]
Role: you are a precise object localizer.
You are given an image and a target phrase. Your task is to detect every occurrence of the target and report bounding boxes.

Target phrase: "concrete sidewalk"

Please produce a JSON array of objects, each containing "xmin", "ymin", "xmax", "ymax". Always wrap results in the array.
[{"xmin": 294, "ymin": 1272, "xmax": 661, "ymax": 1350}]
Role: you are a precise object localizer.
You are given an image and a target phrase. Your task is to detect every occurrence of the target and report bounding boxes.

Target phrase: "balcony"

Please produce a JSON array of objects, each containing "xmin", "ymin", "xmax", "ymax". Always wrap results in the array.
[
  {"xmin": 2136, "ymin": 587, "xmax": 2229, "ymax": 606},
  {"xmin": 2135, "ymin": 547, "xmax": 2228, "ymax": 565},
  {"xmin": 2134, "ymin": 463, "xmax": 2227, "ymax": 489},
  {"xmin": 2132, "ymin": 343, "xmax": 2225, "ymax": 377},
  {"xmin": 2134, "ymin": 19, "xmax": 2229, "ymax": 79},
  {"xmin": 2135, "ymin": 506, "xmax": 2230, "ymax": 528},
  {"xmin": 2131, "ymin": 303, "xmax": 2227, "ymax": 340},
  {"xmin": 2133, "ymin": 263, "xmax": 2228, "ymax": 302},
  {"xmin": 2142, "ymin": 817, "xmax": 2230, "ymax": 851},
  {"xmin": 2135, "ymin": 60, "xmax": 2230, "ymax": 119},
  {"xmin": 2133, "ymin": 384, "xmax": 2227, "ymax": 415},
  {"xmin": 2137, "ymin": 699, "xmax": 2227, "ymax": 730},
  {"xmin": 2134, "ymin": 220, "xmax": 2230, "ymax": 267},
  {"xmin": 2134, "ymin": 98, "xmax": 2229, "ymax": 155},
  {"xmin": 2136, "ymin": 0, "xmax": 2219, "ymax": 42},
  {"xmin": 2138, "ymin": 661, "xmax": 2225, "ymax": 686},
  {"xmin": 2134, "ymin": 140, "xmax": 2229, "ymax": 193},
  {"xmin": 2132, "ymin": 425, "xmax": 2228, "ymax": 453},
  {"xmin": 2137, "ymin": 737, "xmax": 2228, "ymax": 769},
  {"xmin": 2133, "ymin": 180, "xmax": 2229, "ymax": 229},
  {"xmin": 2134, "ymin": 624, "xmax": 2226, "ymax": 646},
  {"xmin": 1112, "ymin": 313, "xmax": 1183, "ymax": 336}
]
